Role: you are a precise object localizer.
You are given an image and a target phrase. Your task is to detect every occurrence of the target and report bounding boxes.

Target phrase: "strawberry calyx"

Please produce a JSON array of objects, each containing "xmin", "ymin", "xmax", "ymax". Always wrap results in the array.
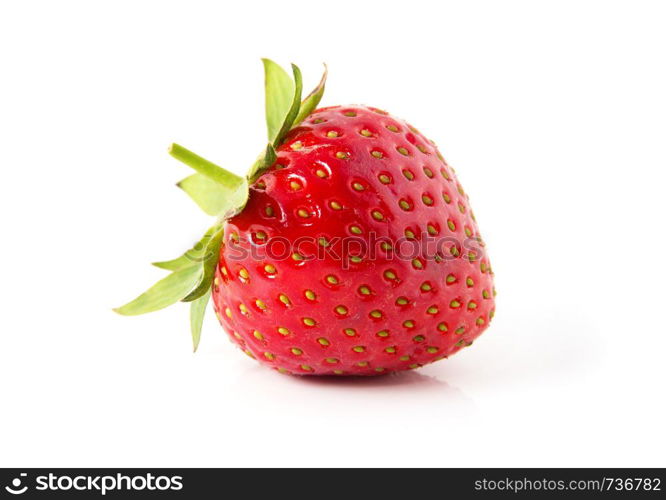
[{"xmin": 114, "ymin": 60, "xmax": 327, "ymax": 351}]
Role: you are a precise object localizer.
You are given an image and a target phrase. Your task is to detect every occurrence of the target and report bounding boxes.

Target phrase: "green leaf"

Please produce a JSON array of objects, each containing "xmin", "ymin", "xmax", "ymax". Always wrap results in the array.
[
  {"xmin": 152, "ymin": 224, "xmax": 221, "ymax": 271},
  {"xmin": 182, "ymin": 226, "xmax": 224, "ymax": 302},
  {"xmin": 169, "ymin": 143, "xmax": 245, "ymax": 192},
  {"xmin": 262, "ymin": 58, "xmax": 295, "ymax": 143},
  {"xmin": 246, "ymin": 143, "xmax": 277, "ymax": 184},
  {"xmin": 190, "ymin": 289, "xmax": 210, "ymax": 352},
  {"xmin": 272, "ymin": 64, "xmax": 303, "ymax": 147},
  {"xmin": 177, "ymin": 173, "xmax": 226, "ymax": 216},
  {"xmin": 294, "ymin": 64, "xmax": 327, "ymax": 126},
  {"xmin": 177, "ymin": 173, "xmax": 248, "ymax": 217},
  {"xmin": 114, "ymin": 265, "xmax": 202, "ymax": 316}
]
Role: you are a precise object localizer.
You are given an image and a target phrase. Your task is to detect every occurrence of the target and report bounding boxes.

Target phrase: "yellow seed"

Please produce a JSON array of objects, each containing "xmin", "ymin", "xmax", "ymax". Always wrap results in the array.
[
  {"xmin": 265, "ymin": 205, "xmax": 274, "ymax": 216},
  {"xmin": 350, "ymin": 225, "xmax": 362, "ymax": 234},
  {"xmin": 264, "ymin": 264, "xmax": 276, "ymax": 274},
  {"xmin": 255, "ymin": 299, "xmax": 267, "ymax": 310},
  {"xmin": 291, "ymin": 347, "xmax": 303, "ymax": 356},
  {"xmin": 318, "ymin": 337, "xmax": 330, "ymax": 346},
  {"xmin": 290, "ymin": 141, "xmax": 303, "ymax": 150},
  {"xmin": 386, "ymin": 124, "xmax": 399, "ymax": 132},
  {"xmin": 357, "ymin": 361, "xmax": 369, "ymax": 367},
  {"xmin": 421, "ymin": 282, "xmax": 432, "ymax": 291},
  {"xmin": 352, "ymin": 182, "xmax": 365, "ymax": 191},
  {"xmin": 426, "ymin": 346, "xmax": 438, "ymax": 354},
  {"xmin": 412, "ymin": 258, "xmax": 423, "ymax": 269},
  {"xmin": 318, "ymin": 237, "xmax": 329, "ymax": 247},
  {"xmin": 482, "ymin": 289, "xmax": 490, "ymax": 299},
  {"xmin": 264, "ymin": 352, "xmax": 275, "ymax": 361},
  {"xmin": 304, "ymin": 290, "xmax": 316, "ymax": 300},
  {"xmin": 326, "ymin": 357, "xmax": 339, "ymax": 364},
  {"xmin": 352, "ymin": 346, "xmax": 365, "ymax": 353},
  {"xmin": 360, "ymin": 129, "xmax": 373, "ymax": 137},
  {"xmin": 417, "ymin": 145, "xmax": 428, "ymax": 154},
  {"xmin": 313, "ymin": 118, "xmax": 325, "ymax": 124},
  {"xmin": 427, "ymin": 306, "xmax": 438, "ymax": 314},
  {"xmin": 375, "ymin": 367, "xmax": 385, "ymax": 373},
  {"xmin": 350, "ymin": 256, "xmax": 362, "ymax": 263},
  {"xmin": 446, "ymin": 274, "xmax": 456, "ymax": 284},
  {"xmin": 225, "ymin": 307, "xmax": 232, "ymax": 319},
  {"xmin": 301, "ymin": 364, "xmax": 313, "ymax": 371},
  {"xmin": 399, "ymin": 355, "xmax": 410, "ymax": 361},
  {"xmin": 372, "ymin": 210, "xmax": 384, "ymax": 221},
  {"xmin": 333, "ymin": 370, "xmax": 344, "ymax": 375},
  {"xmin": 278, "ymin": 327, "xmax": 290, "ymax": 336},
  {"xmin": 450, "ymin": 246, "xmax": 460, "ymax": 257},
  {"xmin": 279, "ymin": 294, "xmax": 291, "ymax": 306},
  {"xmin": 239, "ymin": 304, "xmax": 249, "ymax": 315},
  {"xmin": 413, "ymin": 335, "xmax": 425, "ymax": 342},
  {"xmin": 438, "ymin": 322, "xmax": 448, "ymax": 332},
  {"xmin": 397, "ymin": 147, "xmax": 409, "ymax": 156},
  {"xmin": 468, "ymin": 301, "xmax": 477, "ymax": 310},
  {"xmin": 303, "ymin": 317, "xmax": 316, "ymax": 326},
  {"xmin": 378, "ymin": 174, "xmax": 391, "ymax": 184},
  {"xmin": 385, "ymin": 346, "xmax": 397, "ymax": 354},
  {"xmin": 423, "ymin": 167, "xmax": 434, "ymax": 177},
  {"xmin": 244, "ymin": 350, "xmax": 255, "ymax": 359},
  {"xmin": 466, "ymin": 278, "xmax": 474, "ymax": 287},
  {"xmin": 289, "ymin": 180, "xmax": 302, "ymax": 190},
  {"xmin": 335, "ymin": 305, "xmax": 348, "ymax": 315},
  {"xmin": 316, "ymin": 169, "xmax": 328, "ymax": 178},
  {"xmin": 455, "ymin": 326, "xmax": 465, "ymax": 335},
  {"xmin": 447, "ymin": 220, "xmax": 456, "ymax": 231},
  {"xmin": 450, "ymin": 300, "xmax": 461, "ymax": 308},
  {"xmin": 326, "ymin": 275, "xmax": 339, "ymax": 285},
  {"xmin": 327, "ymin": 130, "xmax": 339, "ymax": 138},
  {"xmin": 371, "ymin": 151, "xmax": 383, "ymax": 159},
  {"xmin": 297, "ymin": 208, "xmax": 309, "ymax": 218},
  {"xmin": 399, "ymin": 200, "xmax": 411, "ymax": 210},
  {"xmin": 381, "ymin": 241, "xmax": 392, "ymax": 251},
  {"xmin": 476, "ymin": 317, "xmax": 485, "ymax": 326},
  {"xmin": 253, "ymin": 330, "xmax": 264, "ymax": 341},
  {"xmin": 344, "ymin": 328, "xmax": 357, "ymax": 337},
  {"xmin": 377, "ymin": 330, "xmax": 389, "ymax": 338},
  {"xmin": 422, "ymin": 195, "xmax": 433, "ymax": 205},
  {"xmin": 396, "ymin": 297, "xmax": 409, "ymax": 305},
  {"xmin": 442, "ymin": 193, "xmax": 451, "ymax": 203},
  {"xmin": 384, "ymin": 270, "xmax": 396, "ymax": 280},
  {"xmin": 343, "ymin": 111, "xmax": 357, "ymax": 117},
  {"xmin": 403, "ymin": 169, "xmax": 414, "ymax": 180},
  {"xmin": 239, "ymin": 268, "xmax": 249, "ymax": 280},
  {"xmin": 291, "ymin": 253, "xmax": 304, "ymax": 261},
  {"xmin": 370, "ymin": 310, "xmax": 382, "ymax": 318},
  {"xmin": 335, "ymin": 151, "xmax": 349, "ymax": 159},
  {"xmin": 330, "ymin": 201, "xmax": 342, "ymax": 210},
  {"xmin": 465, "ymin": 227, "xmax": 472, "ymax": 237}
]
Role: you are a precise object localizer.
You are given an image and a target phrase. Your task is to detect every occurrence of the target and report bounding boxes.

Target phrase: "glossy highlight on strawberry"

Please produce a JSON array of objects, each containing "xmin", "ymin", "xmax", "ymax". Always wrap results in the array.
[{"xmin": 115, "ymin": 60, "xmax": 495, "ymax": 376}]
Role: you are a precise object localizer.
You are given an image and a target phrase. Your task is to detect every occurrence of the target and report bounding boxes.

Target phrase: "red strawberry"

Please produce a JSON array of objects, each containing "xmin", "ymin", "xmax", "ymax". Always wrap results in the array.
[{"xmin": 115, "ymin": 60, "xmax": 495, "ymax": 376}]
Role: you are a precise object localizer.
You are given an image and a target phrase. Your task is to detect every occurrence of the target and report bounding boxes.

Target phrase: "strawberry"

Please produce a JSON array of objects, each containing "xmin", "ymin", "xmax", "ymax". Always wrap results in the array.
[{"xmin": 116, "ymin": 60, "xmax": 495, "ymax": 376}]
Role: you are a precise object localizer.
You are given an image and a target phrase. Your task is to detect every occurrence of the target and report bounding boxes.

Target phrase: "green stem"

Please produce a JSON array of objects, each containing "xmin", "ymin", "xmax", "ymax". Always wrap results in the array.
[{"xmin": 169, "ymin": 143, "xmax": 244, "ymax": 191}]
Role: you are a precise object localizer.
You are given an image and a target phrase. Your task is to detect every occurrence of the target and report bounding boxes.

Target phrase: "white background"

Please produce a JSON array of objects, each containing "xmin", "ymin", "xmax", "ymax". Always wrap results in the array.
[{"xmin": 1, "ymin": 0, "xmax": 665, "ymax": 467}]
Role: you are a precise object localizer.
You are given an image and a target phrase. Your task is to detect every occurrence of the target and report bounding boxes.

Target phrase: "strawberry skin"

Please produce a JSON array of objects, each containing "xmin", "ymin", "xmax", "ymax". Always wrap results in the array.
[{"xmin": 212, "ymin": 105, "xmax": 495, "ymax": 375}]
